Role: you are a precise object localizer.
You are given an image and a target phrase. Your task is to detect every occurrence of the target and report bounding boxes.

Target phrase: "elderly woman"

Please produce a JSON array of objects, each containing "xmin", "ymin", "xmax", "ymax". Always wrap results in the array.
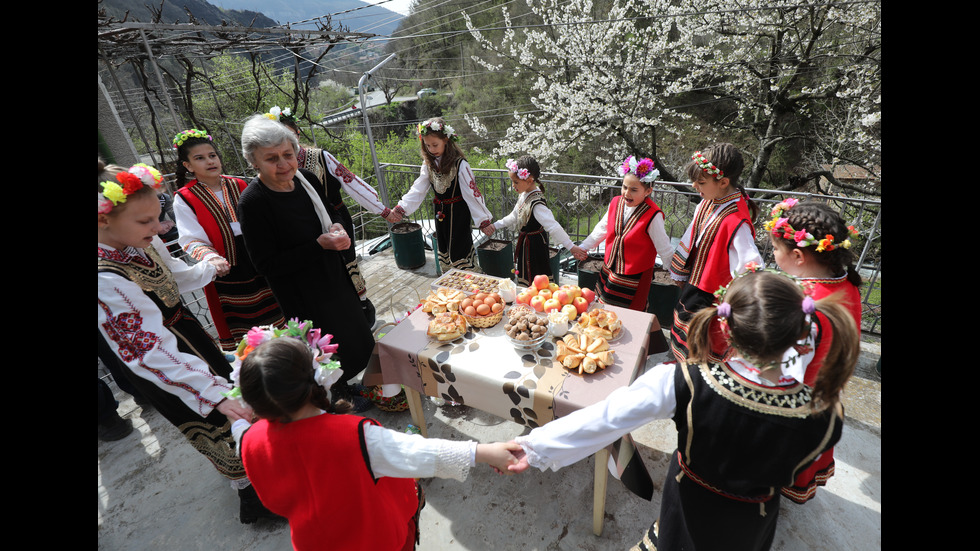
[{"xmin": 237, "ymin": 114, "xmax": 374, "ymax": 411}]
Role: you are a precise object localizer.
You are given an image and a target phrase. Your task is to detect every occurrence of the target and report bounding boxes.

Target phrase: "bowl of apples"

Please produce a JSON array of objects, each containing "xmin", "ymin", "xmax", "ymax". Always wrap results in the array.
[{"xmin": 514, "ymin": 274, "xmax": 598, "ymax": 323}]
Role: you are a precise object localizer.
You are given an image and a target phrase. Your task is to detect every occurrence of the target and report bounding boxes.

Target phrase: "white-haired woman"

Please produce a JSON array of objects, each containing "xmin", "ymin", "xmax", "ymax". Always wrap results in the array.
[{"xmin": 237, "ymin": 114, "xmax": 374, "ymax": 412}]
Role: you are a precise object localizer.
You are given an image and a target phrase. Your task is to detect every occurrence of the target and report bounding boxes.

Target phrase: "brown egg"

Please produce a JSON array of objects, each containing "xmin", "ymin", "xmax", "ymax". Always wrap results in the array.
[
  {"xmin": 491, "ymin": 302, "xmax": 503, "ymax": 313},
  {"xmin": 476, "ymin": 303, "xmax": 491, "ymax": 316},
  {"xmin": 474, "ymin": 293, "xmax": 488, "ymax": 302},
  {"xmin": 483, "ymin": 295, "xmax": 497, "ymax": 307},
  {"xmin": 461, "ymin": 298, "xmax": 474, "ymax": 309},
  {"xmin": 464, "ymin": 305, "xmax": 477, "ymax": 316}
]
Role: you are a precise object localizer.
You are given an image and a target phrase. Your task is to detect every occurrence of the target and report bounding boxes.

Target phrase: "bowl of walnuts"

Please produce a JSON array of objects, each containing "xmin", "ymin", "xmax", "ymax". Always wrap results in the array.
[{"xmin": 503, "ymin": 304, "xmax": 551, "ymax": 350}]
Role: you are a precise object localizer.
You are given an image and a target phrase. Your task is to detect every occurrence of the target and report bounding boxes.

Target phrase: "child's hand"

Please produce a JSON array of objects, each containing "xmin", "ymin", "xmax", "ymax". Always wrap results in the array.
[
  {"xmin": 505, "ymin": 441, "xmax": 531, "ymax": 474},
  {"xmin": 386, "ymin": 210, "xmax": 403, "ymax": 223},
  {"xmin": 217, "ymin": 398, "xmax": 253, "ymax": 422},
  {"xmin": 482, "ymin": 224, "xmax": 496, "ymax": 236},
  {"xmin": 570, "ymin": 245, "xmax": 588, "ymax": 261},
  {"xmin": 476, "ymin": 441, "xmax": 522, "ymax": 475}
]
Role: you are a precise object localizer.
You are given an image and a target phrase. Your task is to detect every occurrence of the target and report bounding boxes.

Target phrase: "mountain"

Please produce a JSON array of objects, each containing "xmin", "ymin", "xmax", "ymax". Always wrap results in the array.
[
  {"xmin": 208, "ymin": 0, "xmax": 404, "ymax": 36},
  {"xmin": 99, "ymin": 0, "xmax": 278, "ymax": 27}
]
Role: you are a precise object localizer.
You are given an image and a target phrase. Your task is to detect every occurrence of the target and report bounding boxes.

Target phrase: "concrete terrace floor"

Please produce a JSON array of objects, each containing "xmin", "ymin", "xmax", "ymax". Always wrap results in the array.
[{"xmin": 98, "ymin": 246, "xmax": 881, "ymax": 550}]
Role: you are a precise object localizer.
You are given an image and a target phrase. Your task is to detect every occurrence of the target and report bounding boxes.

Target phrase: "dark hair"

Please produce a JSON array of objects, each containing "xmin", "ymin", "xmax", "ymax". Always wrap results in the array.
[
  {"xmin": 174, "ymin": 135, "xmax": 221, "ymax": 188},
  {"xmin": 239, "ymin": 338, "xmax": 351, "ymax": 423},
  {"xmin": 774, "ymin": 201, "xmax": 863, "ymax": 287},
  {"xmin": 685, "ymin": 143, "xmax": 758, "ymax": 219},
  {"xmin": 513, "ymin": 155, "xmax": 544, "ymax": 193},
  {"xmin": 687, "ymin": 270, "xmax": 859, "ymax": 410},
  {"xmin": 419, "ymin": 117, "xmax": 466, "ymax": 176}
]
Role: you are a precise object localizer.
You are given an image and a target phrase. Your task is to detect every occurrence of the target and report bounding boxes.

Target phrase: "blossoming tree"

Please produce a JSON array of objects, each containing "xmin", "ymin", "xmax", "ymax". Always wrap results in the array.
[{"xmin": 464, "ymin": 0, "xmax": 881, "ymax": 193}]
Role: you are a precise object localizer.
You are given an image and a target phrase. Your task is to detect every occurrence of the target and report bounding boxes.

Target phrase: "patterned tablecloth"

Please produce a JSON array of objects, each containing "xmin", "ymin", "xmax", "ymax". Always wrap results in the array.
[{"xmin": 364, "ymin": 304, "xmax": 657, "ymax": 427}]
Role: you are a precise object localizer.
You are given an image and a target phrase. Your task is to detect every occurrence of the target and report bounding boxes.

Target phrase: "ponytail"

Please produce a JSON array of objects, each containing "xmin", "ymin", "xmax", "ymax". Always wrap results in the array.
[{"xmin": 809, "ymin": 293, "xmax": 860, "ymax": 411}]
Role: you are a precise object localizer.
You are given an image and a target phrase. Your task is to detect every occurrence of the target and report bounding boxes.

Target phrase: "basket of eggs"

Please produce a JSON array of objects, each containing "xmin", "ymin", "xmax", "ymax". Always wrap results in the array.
[{"xmin": 460, "ymin": 291, "xmax": 505, "ymax": 328}]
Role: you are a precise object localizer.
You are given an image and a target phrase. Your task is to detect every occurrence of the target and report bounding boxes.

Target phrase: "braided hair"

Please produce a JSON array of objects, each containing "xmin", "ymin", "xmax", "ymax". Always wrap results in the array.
[
  {"xmin": 777, "ymin": 201, "xmax": 862, "ymax": 287},
  {"xmin": 239, "ymin": 338, "xmax": 351, "ymax": 423}
]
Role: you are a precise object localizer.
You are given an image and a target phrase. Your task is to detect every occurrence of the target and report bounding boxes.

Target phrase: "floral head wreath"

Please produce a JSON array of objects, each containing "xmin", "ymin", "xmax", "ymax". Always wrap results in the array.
[
  {"xmin": 619, "ymin": 155, "xmax": 659, "ymax": 183},
  {"xmin": 98, "ymin": 163, "xmax": 164, "ymax": 214},
  {"xmin": 505, "ymin": 159, "xmax": 532, "ymax": 181},
  {"xmin": 264, "ymin": 105, "xmax": 296, "ymax": 124},
  {"xmin": 172, "ymin": 129, "xmax": 212, "ymax": 149},
  {"xmin": 762, "ymin": 198, "xmax": 859, "ymax": 253},
  {"xmin": 417, "ymin": 120, "xmax": 459, "ymax": 142},
  {"xmin": 223, "ymin": 319, "xmax": 344, "ymax": 407},
  {"xmin": 691, "ymin": 151, "xmax": 724, "ymax": 179}
]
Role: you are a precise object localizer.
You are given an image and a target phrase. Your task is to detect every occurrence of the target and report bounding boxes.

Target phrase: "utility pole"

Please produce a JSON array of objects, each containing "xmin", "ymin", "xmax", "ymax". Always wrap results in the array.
[{"xmin": 359, "ymin": 53, "xmax": 397, "ymax": 223}]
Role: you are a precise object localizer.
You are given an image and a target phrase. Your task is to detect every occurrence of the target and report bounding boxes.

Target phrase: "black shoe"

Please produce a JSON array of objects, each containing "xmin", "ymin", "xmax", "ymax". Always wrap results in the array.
[
  {"xmin": 238, "ymin": 484, "xmax": 284, "ymax": 524},
  {"xmin": 98, "ymin": 414, "xmax": 134, "ymax": 442},
  {"xmin": 362, "ymin": 298, "xmax": 377, "ymax": 326}
]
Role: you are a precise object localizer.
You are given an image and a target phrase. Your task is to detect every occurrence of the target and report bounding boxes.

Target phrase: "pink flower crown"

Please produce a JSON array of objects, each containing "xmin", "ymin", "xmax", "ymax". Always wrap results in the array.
[
  {"xmin": 762, "ymin": 198, "xmax": 859, "ymax": 252},
  {"xmin": 505, "ymin": 159, "xmax": 532, "ymax": 180},
  {"xmin": 618, "ymin": 155, "xmax": 659, "ymax": 182}
]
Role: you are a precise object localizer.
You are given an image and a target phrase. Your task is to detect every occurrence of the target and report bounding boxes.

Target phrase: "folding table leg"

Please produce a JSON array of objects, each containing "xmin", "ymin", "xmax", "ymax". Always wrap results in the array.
[{"xmin": 593, "ymin": 448, "xmax": 610, "ymax": 536}]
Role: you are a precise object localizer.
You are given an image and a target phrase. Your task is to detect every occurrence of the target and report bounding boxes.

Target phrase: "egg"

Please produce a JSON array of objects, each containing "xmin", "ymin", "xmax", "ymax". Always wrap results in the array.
[
  {"xmin": 474, "ymin": 293, "xmax": 488, "ymax": 302},
  {"xmin": 491, "ymin": 302, "xmax": 503, "ymax": 313},
  {"xmin": 476, "ymin": 303, "xmax": 491, "ymax": 316},
  {"xmin": 483, "ymin": 295, "xmax": 497, "ymax": 307},
  {"xmin": 461, "ymin": 298, "xmax": 474, "ymax": 309},
  {"xmin": 464, "ymin": 305, "xmax": 477, "ymax": 316}
]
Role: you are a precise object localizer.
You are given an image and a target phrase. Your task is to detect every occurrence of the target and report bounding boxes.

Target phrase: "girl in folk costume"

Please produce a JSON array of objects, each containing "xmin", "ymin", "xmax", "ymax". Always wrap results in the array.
[
  {"xmin": 484, "ymin": 156, "xmax": 576, "ymax": 287},
  {"xmin": 766, "ymin": 198, "xmax": 863, "ymax": 503},
  {"xmin": 571, "ymin": 156, "xmax": 674, "ymax": 311},
  {"xmin": 507, "ymin": 269, "xmax": 860, "ymax": 551},
  {"xmin": 230, "ymin": 332, "xmax": 522, "ymax": 551},
  {"xmin": 98, "ymin": 164, "xmax": 278, "ymax": 524},
  {"xmin": 267, "ymin": 107, "xmax": 400, "ymax": 325},
  {"xmin": 669, "ymin": 143, "xmax": 762, "ymax": 363},
  {"xmin": 388, "ymin": 117, "xmax": 494, "ymax": 273},
  {"xmin": 172, "ymin": 129, "xmax": 285, "ymax": 350}
]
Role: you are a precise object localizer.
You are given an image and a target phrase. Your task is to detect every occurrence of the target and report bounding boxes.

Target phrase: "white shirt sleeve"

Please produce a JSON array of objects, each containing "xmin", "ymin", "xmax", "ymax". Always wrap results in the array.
[
  {"xmin": 515, "ymin": 362, "xmax": 677, "ymax": 472},
  {"xmin": 98, "ymin": 265, "xmax": 232, "ymax": 416},
  {"xmin": 457, "ymin": 160, "xmax": 493, "ymax": 226},
  {"xmin": 729, "ymin": 224, "xmax": 763, "ymax": 275},
  {"xmin": 322, "ymin": 151, "xmax": 388, "ymax": 215},
  {"xmin": 363, "ymin": 423, "xmax": 478, "ymax": 481},
  {"xmin": 533, "ymin": 203, "xmax": 575, "ymax": 250},
  {"xmin": 173, "ymin": 194, "xmax": 224, "ymax": 263},
  {"xmin": 648, "ymin": 211, "xmax": 674, "ymax": 262},
  {"xmin": 396, "ymin": 164, "xmax": 432, "ymax": 216},
  {"xmin": 149, "ymin": 237, "xmax": 216, "ymax": 293}
]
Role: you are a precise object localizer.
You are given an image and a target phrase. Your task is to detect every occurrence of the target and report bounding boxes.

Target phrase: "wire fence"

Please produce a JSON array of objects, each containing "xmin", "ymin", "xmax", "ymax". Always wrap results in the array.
[{"xmin": 161, "ymin": 163, "xmax": 881, "ymax": 339}]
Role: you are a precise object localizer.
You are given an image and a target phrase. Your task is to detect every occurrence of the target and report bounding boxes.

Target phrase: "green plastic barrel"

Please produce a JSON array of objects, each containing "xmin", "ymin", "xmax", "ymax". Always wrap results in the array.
[
  {"xmin": 477, "ymin": 239, "xmax": 515, "ymax": 278},
  {"xmin": 390, "ymin": 222, "xmax": 426, "ymax": 270},
  {"xmin": 549, "ymin": 247, "xmax": 561, "ymax": 281}
]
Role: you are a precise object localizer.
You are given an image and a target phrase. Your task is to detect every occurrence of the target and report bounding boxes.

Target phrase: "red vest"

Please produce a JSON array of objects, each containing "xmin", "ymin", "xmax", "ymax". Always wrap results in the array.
[
  {"xmin": 603, "ymin": 196, "xmax": 662, "ymax": 275},
  {"xmin": 684, "ymin": 194, "xmax": 754, "ymax": 294},
  {"xmin": 241, "ymin": 414, "xmax": 418, "ymax": 551},
  {"xmin": 174, "ymin": 177, "xmax": 248, "ymax": 263}
]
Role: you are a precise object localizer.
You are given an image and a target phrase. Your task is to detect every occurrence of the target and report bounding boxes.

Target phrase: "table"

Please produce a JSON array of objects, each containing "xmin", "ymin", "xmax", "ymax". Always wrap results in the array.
[{"xmin": 364, "ymin": 303, "xmax": 659, "ymax": 536}]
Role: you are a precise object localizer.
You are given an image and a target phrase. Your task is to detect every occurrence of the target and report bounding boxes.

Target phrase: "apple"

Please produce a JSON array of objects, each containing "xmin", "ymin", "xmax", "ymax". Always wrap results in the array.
[
  {"xmin": 561, "ymin": 303, "xmax": 578, "ymax": 321},
  {"xmin": 543, "ymin": 298, "xmax": 562, "ymax": 312},
  {"xmin": 573, "ymin": 296, "xmax": 589, "ymax": 314},
  {"xmin": 580, "ymin": 287, "xmax": 596, "ymax": 304},
  {"xmin": 537, "ymin": 289, "xmax": 553, "ymax": 302},
  {"xmin": 548, "ymin": 282, "xmax": 560, "ymax": 293},
  {"xmin": 562, "ymin": 284, "xmax": 582, "ymax": 300},
  {"xmin": 516, "ymin": 291, "xmax": 533, "ymax": 305},
  {"xmin": 533, "ymin": 274, "xmax": 550, "ymax": 290},
  {"xmin": 553, "ymin": 289, "xmax": 571, "ymax": 305},
  {"xmin": 530, "ymin": 295, "xmax": 546, "ymax": 312}
]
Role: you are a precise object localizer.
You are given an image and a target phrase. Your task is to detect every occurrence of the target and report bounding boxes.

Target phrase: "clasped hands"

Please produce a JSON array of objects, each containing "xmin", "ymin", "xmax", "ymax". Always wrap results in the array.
[{"xmin": 479, "ymin": 440, "xmax": 532, "ymax": 475}]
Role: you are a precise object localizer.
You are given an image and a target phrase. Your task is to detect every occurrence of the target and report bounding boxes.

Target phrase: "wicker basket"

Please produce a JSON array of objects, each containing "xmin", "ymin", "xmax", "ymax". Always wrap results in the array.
[{"xmin": 463, "ymin": 310, "xmax": 503, "ymax": 328}]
